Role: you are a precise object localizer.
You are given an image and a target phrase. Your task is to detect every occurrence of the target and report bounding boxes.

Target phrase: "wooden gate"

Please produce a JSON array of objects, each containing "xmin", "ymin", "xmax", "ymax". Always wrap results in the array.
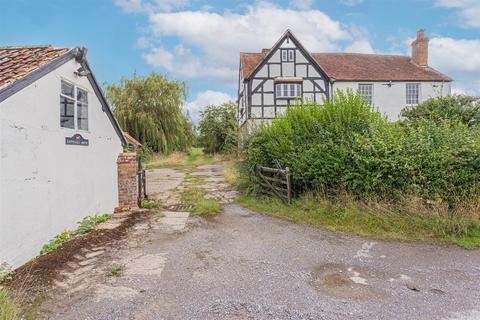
[{"xmin": 256, "ymin": 165, "xmax": 292, "ymax": 204}]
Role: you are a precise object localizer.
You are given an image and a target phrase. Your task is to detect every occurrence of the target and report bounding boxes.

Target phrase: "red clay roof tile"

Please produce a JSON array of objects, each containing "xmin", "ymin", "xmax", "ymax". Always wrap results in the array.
[
  {"xmin": 0, "ymin": 45, "xmax": 70, "ymax": 88},
  {"xmin": 240, "ymin": 51, "xmax": 451, "ymax": 82}
]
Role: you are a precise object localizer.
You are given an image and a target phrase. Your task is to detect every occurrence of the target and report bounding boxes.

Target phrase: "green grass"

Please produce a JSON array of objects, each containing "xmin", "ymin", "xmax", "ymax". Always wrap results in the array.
[
  {"xmin": 147, "ymin": 147, "xmax": 221, "ymax": 169},
  {"xmin": 107, "ymin": 266, "xmax": 123, "ymax": 277},
  {"xmin": 237, "ymin": 194, "xmax": 480, "ymax": 248},
  {"xmin": 0, "ymin": 288, "xmax": 20, "ymax": 320},
  {"xmin": 190, "ymin": 199, "xmax": 221, "ymax": 217},
  {"xmin": 141, "ymin": 200, "xmax": 162, "ymax": 209}
]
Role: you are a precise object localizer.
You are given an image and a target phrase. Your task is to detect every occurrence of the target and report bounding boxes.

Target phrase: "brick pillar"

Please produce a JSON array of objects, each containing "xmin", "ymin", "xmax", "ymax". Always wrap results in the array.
[{"xmin": 115, "ymin": 152, "xmax": 139, "ymax": 212}]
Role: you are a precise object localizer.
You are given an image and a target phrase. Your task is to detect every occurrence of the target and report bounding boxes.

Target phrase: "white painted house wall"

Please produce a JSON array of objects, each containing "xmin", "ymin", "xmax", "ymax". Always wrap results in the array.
[
  {"xmin": 0, "ymin": 58, "xmax": 123, "ymax": 268},
  {"xmin": 332, "ymin": 81, "xmax": 451, "ymax": 121}
]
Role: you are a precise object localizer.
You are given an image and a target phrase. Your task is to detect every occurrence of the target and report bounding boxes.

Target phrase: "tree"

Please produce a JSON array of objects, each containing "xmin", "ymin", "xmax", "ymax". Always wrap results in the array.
[
  {"xmin": 401, "ymin": 95, "xmax": 480, "ymax": 128},
  {"xmin": 198, "ymin": 102, "xmax": 238, "ymax": 154},
  {"xmin": 106, "ymin": 73, "xmax": 193, "ymax": 154}
]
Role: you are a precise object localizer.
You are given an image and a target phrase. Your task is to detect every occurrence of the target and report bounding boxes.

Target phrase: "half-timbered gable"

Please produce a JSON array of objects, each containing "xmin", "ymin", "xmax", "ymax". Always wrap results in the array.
[{"xmin": 238, "ymin": 29, "xmax": 452, "ymax": 137}]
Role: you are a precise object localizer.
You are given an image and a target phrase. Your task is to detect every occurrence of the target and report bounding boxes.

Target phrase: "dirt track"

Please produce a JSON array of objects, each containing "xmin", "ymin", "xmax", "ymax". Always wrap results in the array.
[{"xmin": 39, "ymin": 163, "xmax": 480, "ymax": 319}]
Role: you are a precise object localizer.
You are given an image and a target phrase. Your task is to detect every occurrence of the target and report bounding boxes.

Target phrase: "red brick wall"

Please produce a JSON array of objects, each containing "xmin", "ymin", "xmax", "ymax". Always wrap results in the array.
[{"xmin": 115, "ymin": 152, "xmax": 138, "ymax": 212}]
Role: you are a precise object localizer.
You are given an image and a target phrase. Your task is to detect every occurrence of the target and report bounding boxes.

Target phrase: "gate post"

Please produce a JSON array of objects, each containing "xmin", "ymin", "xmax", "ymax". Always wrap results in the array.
[{"xmin": 115, "ymin": 152, "xmax": 139, "ymax": 212}]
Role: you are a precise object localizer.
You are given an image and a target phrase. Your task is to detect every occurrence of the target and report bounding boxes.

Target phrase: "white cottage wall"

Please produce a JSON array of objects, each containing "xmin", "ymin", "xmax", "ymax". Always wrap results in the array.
[
  {"xmin": 0, "ymin": 58, "xmax": 123, "ymax": 268},
  {"xmin": 333, "ymin": 81, "xmax": 451, "ymax": 120}
]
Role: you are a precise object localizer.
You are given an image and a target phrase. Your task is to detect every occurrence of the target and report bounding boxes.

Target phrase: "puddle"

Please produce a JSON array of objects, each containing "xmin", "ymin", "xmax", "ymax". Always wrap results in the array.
[{"xmin": 311, "ymin": 263, "xmax": 383, "ymax": 300}]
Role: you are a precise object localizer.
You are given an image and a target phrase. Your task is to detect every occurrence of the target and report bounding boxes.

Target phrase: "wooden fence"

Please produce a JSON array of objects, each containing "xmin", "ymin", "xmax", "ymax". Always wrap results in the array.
[{"xmin": 255, "ymin": 165, "xmax": 292, "ymax": 204}]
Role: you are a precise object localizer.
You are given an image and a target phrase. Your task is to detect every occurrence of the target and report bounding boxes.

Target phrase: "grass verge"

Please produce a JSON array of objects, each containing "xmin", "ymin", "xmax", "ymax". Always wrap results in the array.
[
  {"xmin": 237, "ymin": 194, "xmax": 480, "ymax": 248},
  {"xmin": 147, "ymin": 147, "xmax": 221, "ymax": 169}
]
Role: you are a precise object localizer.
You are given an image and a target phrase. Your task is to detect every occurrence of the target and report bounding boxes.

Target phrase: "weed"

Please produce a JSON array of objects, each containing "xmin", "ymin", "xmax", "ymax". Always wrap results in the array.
[
  {"xmin": 141, "ymin": 200, "xmax": 162, "ymax": 209},
  {"xmin": 191, "ymin": 199, "xmax": 221, "ymax": 217},
  {"xmin": 40, "ymin": 231, "xmax": 73, "ymax": 255},
  {"xmin": 0, "ymin": 264, "xmax": 14, "ymax": 285},
  {"xmin": 0, "ymin": 288, "xmax": 20, "ymax": 320},
  {"xmin": 77, "ymin": 214, "xmax": 113, "ymax": 234},
  {"xmin": 107, "ymin": 266, "xmax": 123, "ymax": 277}
]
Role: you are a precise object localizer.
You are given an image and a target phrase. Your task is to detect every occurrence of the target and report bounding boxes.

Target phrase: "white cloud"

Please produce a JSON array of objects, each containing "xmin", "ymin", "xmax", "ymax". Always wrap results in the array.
[
  {"xmin": 435, "ymin": 0, "xmax": 480, "ymax": 28},
  {"xmin": 185, "ymin": 91, "xmax": 234, "ymax": 123},
  {"xmin": 429, "ymin": 37, "xmax": 480, "ymax": 94},
  {"xmin": 344, "ymin": 40, "xmax": 374, "ymax": 53},
  {"xmin": 141, "ymin": 2, "xmax": 376, "ymax": 84}
]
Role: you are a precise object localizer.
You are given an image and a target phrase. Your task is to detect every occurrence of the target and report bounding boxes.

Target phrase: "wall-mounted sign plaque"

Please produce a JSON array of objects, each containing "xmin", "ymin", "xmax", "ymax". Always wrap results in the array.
[{"xmin": 65, "ymin": 133, "xmax": 89, "ymax": 146}]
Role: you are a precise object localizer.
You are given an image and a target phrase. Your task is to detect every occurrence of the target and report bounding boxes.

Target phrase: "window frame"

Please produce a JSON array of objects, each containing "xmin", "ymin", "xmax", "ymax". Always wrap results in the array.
[
  {"xmin": 280, "ymin": 49, "xmax": 295, "ymax": 62},
  {"xmin": 358, "ymin": 83, "xmax": 373, "ymax": 105},
  {"xmin": 406, "ymin": 83, "xmax": 420, "ymax": 105},
  {"xmin": 60, "ymin": 79, "xmax": 89, "ymax": 131},
  {"xmin": 275, "ymin": 82, "xmax": 302, "ymax": 99}
]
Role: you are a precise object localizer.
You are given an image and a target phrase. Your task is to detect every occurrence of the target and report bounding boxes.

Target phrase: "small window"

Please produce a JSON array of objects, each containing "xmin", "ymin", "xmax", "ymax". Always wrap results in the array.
[
  {"xmin": 77, "ymin": 88, "xmax": 88, "ymax": 131},
  {"xmin": 358, "ymin": 84, "xmax": 373, "ymax": 105},
  {"xmin": 275, "ymin": 83, "xmax": 302, "ymax": 99},
  {"xmin": 60, "ymin": 80, "xmax": 88, "ymax": 131},
  {"xmin": 406, "ymin": 83, "xmax": 420, "ymax": 105},
  {"xmin": 288, "ymin": 49, "xmax": 294, "ymax": 62},
  {"xmin": 281, "ymin": 49, "xmax": 295, "ymax": 62},
  {"xmin": 60, "ymin": 81, "xmax": 75, "ymax": 129}
]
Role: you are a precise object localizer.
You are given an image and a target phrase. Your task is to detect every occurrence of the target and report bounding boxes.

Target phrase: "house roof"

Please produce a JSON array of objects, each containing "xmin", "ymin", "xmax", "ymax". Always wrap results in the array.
[
  {"xmin": 123, "ymin": 132, "xmax": 142, "ymax": 147},
  {"xmin": 312, "ymin": 53, "xmax": 451, "ymax": 82},
  {"xmin": 240, "ymin": 51, "xmax": 452, "ymax": 82},
  {"xmin": 0, "ymin": 45, "xmax": 71, "ymax": 89}
]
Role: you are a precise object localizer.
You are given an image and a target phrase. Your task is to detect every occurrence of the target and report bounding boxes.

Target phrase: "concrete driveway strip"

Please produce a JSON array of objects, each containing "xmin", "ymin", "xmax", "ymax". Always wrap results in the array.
[{"xmin": 44, "ymin": 166, "xmax": 480, "ymax": 320}]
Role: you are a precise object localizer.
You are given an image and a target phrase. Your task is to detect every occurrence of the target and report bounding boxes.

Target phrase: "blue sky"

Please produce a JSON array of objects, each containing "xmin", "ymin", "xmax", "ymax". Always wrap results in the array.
[{"xmin": 1, "ymin": 0, "xmax": 479, "ymax": 122}]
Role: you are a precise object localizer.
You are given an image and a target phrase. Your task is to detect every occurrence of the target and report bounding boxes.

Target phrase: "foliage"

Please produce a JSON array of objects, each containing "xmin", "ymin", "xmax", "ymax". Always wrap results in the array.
[
  {"xmin": 0, "ymin": 264, "xmax": 13, "ymax": 285},
  {"xmin": 245, "ymin": 90, "xmax": 480, "ymax": 208},
  {"xmin": 237, "ymin": 194, "xmax": 480, "ymax": 248},
  {"xmin": 137, "ymin": 145, "xmax": 154, "ymax": 163},
  {"xmin": 40, "ymin": 231, "xmax": 73, "ymax": 255},
  {"xmin": 77, "ymin": 214, "xmax": 113, "ymax": 235},
  {"xmin": 401, "ymin": 95, "xmax": 480, "ymax": 128},
  {"xmin": 107, "ymin": 266, "xmax": 123, "ymax": 277},
  {"xmin": 0, "ymin": 288, "xmax": 19, "ymax": 320},
  {"xmin": 190, "ymin": 199, "xmax": 221, "ymax": 217},
  {"xmin": 107, "ymin": 72, "xmax": 193, "ymax": 154},
  {"xmin": 141, "ymin": 200, "xmax": 162, "ymax": 209},
  {"xmin": 198, "ymin": 103, "xmax": 238, "ymax": 154},
  {"xmin": 40, "ymin": 213, "xmax": 113, "ymax": 255}
]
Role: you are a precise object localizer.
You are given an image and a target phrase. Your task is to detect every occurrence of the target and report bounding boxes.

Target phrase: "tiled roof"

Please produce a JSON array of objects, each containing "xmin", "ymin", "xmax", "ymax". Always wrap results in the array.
[
  {"xmin": 0, "ymin": 45, "xmax": 71, "ymax": 88},
  {"xmin": 240, "ymin": 51, "xmax": 451, "ymax": 82},
  {"xmin": 312, "ymin": 53, "xmax": 451, "ymax": 82}
]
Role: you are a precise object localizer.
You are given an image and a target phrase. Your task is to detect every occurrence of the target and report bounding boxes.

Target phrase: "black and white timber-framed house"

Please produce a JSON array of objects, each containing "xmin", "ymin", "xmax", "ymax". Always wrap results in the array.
[{"xmin": 237, "ymin": 29, "xmax": 452, "ymax": 136}]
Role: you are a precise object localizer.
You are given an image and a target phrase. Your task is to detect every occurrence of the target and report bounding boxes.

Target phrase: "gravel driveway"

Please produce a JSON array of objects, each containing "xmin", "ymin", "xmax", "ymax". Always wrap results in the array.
[{"xmin": 44, "ymin": 164, "xmax": 480, "ymax": 320}]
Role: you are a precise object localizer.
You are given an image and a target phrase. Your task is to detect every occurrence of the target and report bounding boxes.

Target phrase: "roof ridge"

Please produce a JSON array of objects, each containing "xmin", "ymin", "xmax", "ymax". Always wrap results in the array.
[
  {"xmin": 0, "ymin": 45, "xmax": 56, "ymax": 49},
  {"xmin": 312, "ymin": 52, "xmax": 410, "ymax": 58}
]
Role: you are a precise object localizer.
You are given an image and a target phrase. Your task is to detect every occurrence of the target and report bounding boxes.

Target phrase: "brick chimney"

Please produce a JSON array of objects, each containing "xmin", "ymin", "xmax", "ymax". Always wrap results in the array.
[
  {"xmin": 262, "ymin": 48, "xmax": 270, "ymax": 55},
  {"xmin": 411, "ymin": 29, "xmax": 429, "ymax": 67}
]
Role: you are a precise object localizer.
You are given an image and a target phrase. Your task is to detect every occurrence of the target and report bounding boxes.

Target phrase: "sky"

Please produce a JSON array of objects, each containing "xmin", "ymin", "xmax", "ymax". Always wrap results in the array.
[{"xmin": 1, "ymin": 0, "xmax": 479, "ymax": 123}]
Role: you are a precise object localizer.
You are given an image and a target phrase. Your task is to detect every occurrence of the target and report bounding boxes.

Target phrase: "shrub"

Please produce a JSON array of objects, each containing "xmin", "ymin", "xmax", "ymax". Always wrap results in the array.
[
  {"xmin": 401, "ymin": 95, "xmax": 480, "ymax": 128},
  {"xmin": 198, "ymin": 103, "xmax": 238, "ymax": 154},
  {"xmin": 245, "ymin": 90, "xmax": 480, "ymax": 208}
]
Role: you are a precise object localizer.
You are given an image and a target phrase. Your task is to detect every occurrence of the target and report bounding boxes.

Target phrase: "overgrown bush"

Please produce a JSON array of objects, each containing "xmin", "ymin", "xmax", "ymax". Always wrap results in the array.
[
  {"xmin": 401, "ymin": 95, "xmax": 480, "ymax": 128},
  {"xmin": 198, "ymin": 103, "xmax": 238, "ymax": 154},
  {"xmin": 245, "ymin": 91, "xmax": 480, "ymax": 209}
]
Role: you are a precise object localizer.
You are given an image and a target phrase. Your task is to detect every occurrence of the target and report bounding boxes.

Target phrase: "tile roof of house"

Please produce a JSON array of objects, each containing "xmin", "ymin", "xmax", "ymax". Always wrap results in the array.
[
  {"xmin": 0, "ymin": 45, "xmax": 71, "ymax": 89},
  {"xmin": 240, "ymin": 51, "xmax": 451, "ymax": 82}
]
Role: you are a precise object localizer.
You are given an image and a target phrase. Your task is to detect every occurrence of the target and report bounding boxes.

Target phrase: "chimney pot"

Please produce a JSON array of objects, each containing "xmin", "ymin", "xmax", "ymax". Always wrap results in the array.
[{"xmin": 411, "ymin": 28, "xmax": 429, "ymax": 67}]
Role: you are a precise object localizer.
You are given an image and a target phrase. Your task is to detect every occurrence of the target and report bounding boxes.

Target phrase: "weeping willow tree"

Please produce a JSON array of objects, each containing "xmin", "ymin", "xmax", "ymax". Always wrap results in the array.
[{"xmin": 106, "ymin": 73, "xmax": 193, "ymax": 154}]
